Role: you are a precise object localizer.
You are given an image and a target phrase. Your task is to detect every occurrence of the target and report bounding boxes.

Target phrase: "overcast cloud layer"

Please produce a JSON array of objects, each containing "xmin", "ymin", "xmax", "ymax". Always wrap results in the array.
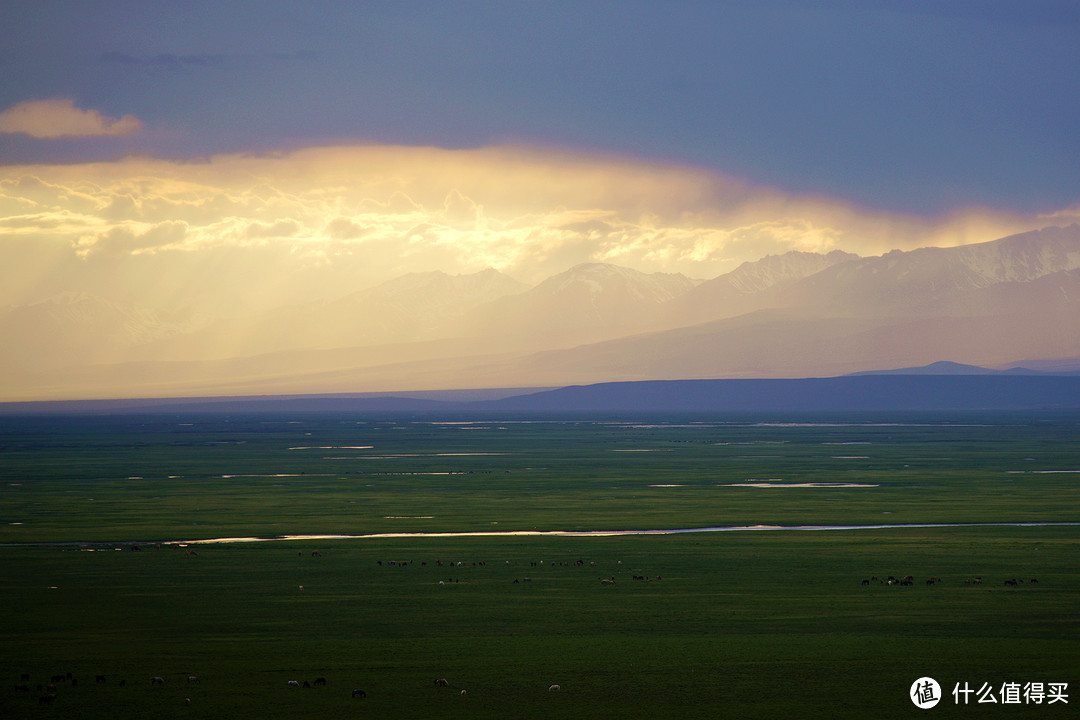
[{"xmin": 1, "ymin": 1, "xmax": 1078, "ymax": 214}]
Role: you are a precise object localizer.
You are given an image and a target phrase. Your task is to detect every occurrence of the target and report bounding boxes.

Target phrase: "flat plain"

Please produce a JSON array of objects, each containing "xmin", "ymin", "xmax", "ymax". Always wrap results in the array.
[{"xmin": 1, "ymin": 411, "xmax": 1077, "ymax": 718}]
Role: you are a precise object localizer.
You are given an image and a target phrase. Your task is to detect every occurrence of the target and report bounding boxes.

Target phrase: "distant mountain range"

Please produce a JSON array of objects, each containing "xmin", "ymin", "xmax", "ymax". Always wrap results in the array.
[
  {"xmin": 5, "ymin": 366, "xmax": 1079, "ymax": 416},
  {"xmin": 1, "ymin": 224, "xmax": 1078, "ymax": 401}
]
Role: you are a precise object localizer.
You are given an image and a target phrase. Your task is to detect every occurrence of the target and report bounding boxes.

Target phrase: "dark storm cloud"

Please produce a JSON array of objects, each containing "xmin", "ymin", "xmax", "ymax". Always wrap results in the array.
[
  {"xmin": 100, "ymin": 51, "xmax": 228, "ymax": 67},
  {"xmin": 0, "ymin": 1, "xmax": 1076, "ymax": 216},
  {"xmin": 100, "ymin": 50, "xmax": 315, "ymax": 67}
]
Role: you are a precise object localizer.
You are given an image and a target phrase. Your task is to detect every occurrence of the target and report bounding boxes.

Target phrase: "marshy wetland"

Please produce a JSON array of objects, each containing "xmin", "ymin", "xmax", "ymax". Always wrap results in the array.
[{"xmin": 1, "ymin": 413, "xmax": 1078, "ymax": 718}]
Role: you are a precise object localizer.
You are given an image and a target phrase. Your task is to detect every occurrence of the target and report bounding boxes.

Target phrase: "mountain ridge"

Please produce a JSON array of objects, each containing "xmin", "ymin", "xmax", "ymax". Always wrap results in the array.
[
  {"xmin": 4, "ymin": 371, "xmax": 1080, "ymax": 416},
  {"xmin": 2, "ymin": 224, "xmax": 1079, "ymax": 401}
]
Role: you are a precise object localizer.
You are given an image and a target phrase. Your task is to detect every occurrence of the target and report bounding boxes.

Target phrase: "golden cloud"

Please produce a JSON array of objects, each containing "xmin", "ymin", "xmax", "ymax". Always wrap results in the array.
[
  {"xmin": 0, "ymin": 99, "xmax": 143, "ymax": 138},
  {"xmin": 0, "ymin": 144, "xmax": 1073, "ymax": 313}
]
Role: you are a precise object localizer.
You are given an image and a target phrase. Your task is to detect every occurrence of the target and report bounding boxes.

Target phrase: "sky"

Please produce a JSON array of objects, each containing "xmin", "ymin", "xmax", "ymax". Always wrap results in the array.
[{"xmin": 1, "ymin": 0, "xmax": 1079, "ymax": 310}]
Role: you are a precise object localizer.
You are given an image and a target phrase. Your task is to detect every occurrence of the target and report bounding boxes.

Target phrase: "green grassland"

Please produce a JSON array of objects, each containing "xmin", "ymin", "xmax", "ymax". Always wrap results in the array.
[{"xmin": 0, "ymin": 412, "xmax": 1078, "ymax": 718}]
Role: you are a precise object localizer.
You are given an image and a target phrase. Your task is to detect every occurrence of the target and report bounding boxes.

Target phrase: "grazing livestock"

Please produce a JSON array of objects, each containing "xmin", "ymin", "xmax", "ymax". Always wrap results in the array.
[
  {"xmin": 287, "ymin": 680, "xmax": 300, "ymax": 687},
  {"xmin": 352, "ymin": 688, "xmax": 367, "ymax": 698},
  {"xmin": 14, "ymin": 684, "xmax": 29, "ymax": 692},
  {"xmin": 39, "ymin": 694, "xmax": 57, "ymax": 705},
  {"xmin": 96, "ymin": 675, "xmax": 106, "ymax": 684},
  {"xmin": 549, "ymin": 684, "xmax": 561, "ymax": 691},
  {"xmin": 314, "ymin": 677, "xmax": 327, "ymax": 686},
  {"xmin": 151, "ymin": 676, "xmax": 165, "ymax": 686},
  {"xmin": 435, "ymin": 678, "xmax": 449, "ymax": 687},
  {"xmin": 188, "ymin": 675, "xmax": 200, "ymax": 684}
]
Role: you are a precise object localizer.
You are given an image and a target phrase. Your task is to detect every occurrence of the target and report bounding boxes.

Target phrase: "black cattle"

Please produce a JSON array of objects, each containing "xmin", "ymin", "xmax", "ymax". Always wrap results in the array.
[{"xmin": 352, "ymin": 688, "xmax": 367, "ymax": 698}]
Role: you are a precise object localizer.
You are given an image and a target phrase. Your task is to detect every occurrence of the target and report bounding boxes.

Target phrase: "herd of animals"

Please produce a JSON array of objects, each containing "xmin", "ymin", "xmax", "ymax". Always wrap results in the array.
[
  {"xmin": 8, "ymin": 551, "xmax": 1045, "ymax": 708},
  {"xmin": 12, "ymin": 673, "xmax": 211, "ymax": 706},
  {"xmin": 10, "ymin": 671, "xmax": 558, "ymax": 706},
  {"xmin": 860, "ymin": 575, "xmax": 1038, "ymax": 586}
]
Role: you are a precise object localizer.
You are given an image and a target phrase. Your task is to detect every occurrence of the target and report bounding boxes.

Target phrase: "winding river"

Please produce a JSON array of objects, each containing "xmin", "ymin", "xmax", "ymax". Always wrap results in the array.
[
  {"xmin": 166, "ymin": 521, "xmax": 1080, "ymax": 545},
  {"xmin": 4, "ymin": 522, "xmax": 1077, "ymax": 548}
]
